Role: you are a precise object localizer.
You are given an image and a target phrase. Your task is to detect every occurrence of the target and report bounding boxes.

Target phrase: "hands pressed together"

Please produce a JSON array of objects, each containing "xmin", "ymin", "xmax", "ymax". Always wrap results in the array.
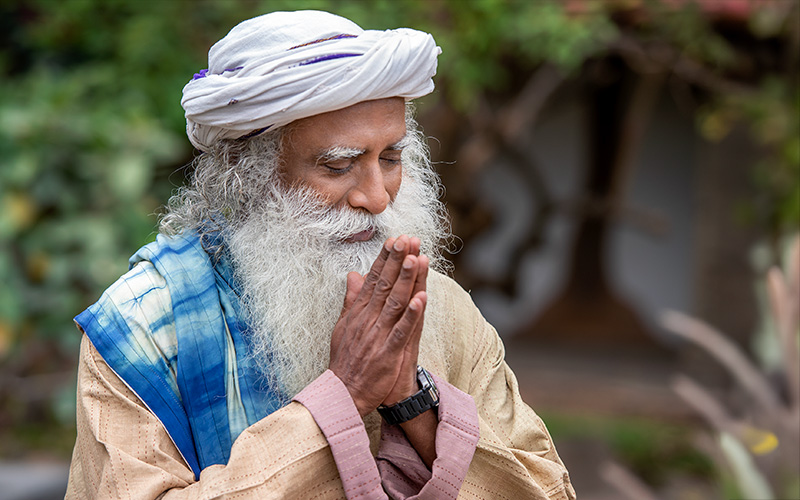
[{"xmin": 328, "ymin": 235, "xmax": 429, "ymax": 418}]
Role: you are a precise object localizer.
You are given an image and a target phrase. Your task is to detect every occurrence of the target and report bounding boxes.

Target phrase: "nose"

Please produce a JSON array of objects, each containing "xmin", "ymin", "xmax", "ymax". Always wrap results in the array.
[{"xmin": 346, "ymin": 163, "xmax": 391, "ymax": 214}]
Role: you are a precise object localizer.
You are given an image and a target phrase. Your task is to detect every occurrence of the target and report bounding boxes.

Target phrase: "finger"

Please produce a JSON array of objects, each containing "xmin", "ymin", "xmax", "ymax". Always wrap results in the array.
[
  {"xmin": 403, "ymin": 290, "xmax": 427, "ymax": 366},
  {"xmin": 367, "ymin": 235, "xmax": 411, "ymax": 309},
  {"xmin": 353, "ymin": 237, "xmax": 395, "ymax": 307},
  {"xmin": 409, "ymin": 236, "xmax": 421, "ymax": 257},
  {"xmin": 412, "ymin": 254, "xmax": 429, "ymax": 299},
  {"xmin": 378, "ymin": 254, "xmax": 419, "ymax": 324},
  {"xmin": 384, "ymin": 291, "xmax": 427, "ymax": 353},
  {"xmin": 332, "ymin": 272, "xmax": 366, "ymax": 350}
]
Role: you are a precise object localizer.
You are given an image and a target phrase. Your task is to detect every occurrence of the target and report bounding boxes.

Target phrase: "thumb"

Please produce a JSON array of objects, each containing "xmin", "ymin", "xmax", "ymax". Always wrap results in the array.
[
  {"xmin": 331, "ymin": 272, "xmax": 365, "ymax": 352},
  {"xmin": 341, "ymin": 271, "xmax": 364, "ymax": 315}
]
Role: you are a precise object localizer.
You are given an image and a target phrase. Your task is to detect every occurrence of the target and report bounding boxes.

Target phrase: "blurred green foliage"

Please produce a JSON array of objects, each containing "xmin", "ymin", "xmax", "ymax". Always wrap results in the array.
[
  {"xmin": 699, "ymin": 76, "xmax": 799, "ymax": 236},
  {"xmin": 0, "ymin": 0, "xmax": 624, "ymax": 358},
  {"xmin": 0, "ymin": 0, "xmax": 797, "ymax": 472},
  {"xmin": 0, "ymin": 0, "xmax": 629, "ymax": 459},
  {"xmin": 543, "ymin": 411, "xmax": 715, "ymax": 487}
]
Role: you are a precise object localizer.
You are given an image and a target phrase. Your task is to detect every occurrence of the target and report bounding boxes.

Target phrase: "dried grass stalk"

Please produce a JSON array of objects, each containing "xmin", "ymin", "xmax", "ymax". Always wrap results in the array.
[
  {"xmin": 662, "ymin": 310, "xmax": 781, "ymax": 414},
  {"xmin": 599, "ymin": 461, "xmax": 661, "ymax": 500}
]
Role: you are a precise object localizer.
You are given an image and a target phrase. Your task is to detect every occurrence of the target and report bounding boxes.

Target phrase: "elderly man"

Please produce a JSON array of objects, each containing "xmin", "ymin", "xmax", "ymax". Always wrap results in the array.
[{"xmin": 66, "ymin": 10, "xmax": 575, "ymax": 500}]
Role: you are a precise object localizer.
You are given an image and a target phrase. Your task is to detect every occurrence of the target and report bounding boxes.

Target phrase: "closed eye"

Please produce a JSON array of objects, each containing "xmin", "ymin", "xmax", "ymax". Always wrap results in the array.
[
  {"xmin": 316, "ymin": 146, "xmax": 364, "ymax": 174},
  {"xmin": 322, "ymin": 158, "xmax": 355, "ymax": 173},
  {"xmin": 380, "ymin": 149, "xmax": 403, "ymax": 168}
]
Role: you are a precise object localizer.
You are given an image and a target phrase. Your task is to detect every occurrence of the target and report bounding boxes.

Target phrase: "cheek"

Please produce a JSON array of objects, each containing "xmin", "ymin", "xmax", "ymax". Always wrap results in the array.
[
  {"xmin": 306, "ymin": 178, "xmax": 350, "ymax": 206},
  {"xmin": 280, "ymin": 161, "xmax": 344, "ymax": 204},
  {"xmin": 387, "ymin": 169, "xmax": 403, "ymax": 201}
]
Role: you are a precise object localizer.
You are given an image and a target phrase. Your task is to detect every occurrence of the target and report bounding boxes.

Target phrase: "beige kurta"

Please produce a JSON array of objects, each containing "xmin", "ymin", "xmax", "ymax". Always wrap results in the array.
[{"xmin": 66, "ymin": 271, "xmax": 575, "ymax": 499}]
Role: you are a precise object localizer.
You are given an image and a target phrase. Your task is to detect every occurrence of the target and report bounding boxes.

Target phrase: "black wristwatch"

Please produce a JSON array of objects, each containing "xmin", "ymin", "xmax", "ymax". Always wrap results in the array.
[{"xmin": 378, "ymin": 366, "xmax": 439, "ymax": 425}]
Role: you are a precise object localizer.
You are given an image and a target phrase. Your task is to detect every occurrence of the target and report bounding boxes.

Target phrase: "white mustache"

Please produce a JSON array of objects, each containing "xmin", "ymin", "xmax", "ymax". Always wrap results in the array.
[{"xmin": 250, "ymin": 185, "xmax": 393, "ymax": 243}]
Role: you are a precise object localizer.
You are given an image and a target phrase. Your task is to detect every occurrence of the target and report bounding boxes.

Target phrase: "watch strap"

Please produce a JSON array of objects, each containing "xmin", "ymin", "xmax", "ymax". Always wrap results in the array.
[{"xmin": 377, "ymin": 366, "xmax": 439, "ymax": 425}]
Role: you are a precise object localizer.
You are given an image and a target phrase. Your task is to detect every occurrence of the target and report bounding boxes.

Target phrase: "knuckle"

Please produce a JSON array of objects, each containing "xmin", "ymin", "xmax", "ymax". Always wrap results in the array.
[
  {"xmin": 384, "ymin": 295, "xmax": 405, "ymax": 314},
  {"xmin": 364, "ymin": 271, "xmax": 380, "ymax": 286},
  {"xmin": 389, "ymin": 325, "xmax": 408, "ymax": 346},
  {"xmin": 353, "ymin": 318, "xmax": 370, "ymax": 336},
  {"xmin": 375, "ymin": 277, "xmax": 393, "ymax": 294},
  {"xmin": 372, "ymin": 319, "xmax": 387, "ymax": 333}
]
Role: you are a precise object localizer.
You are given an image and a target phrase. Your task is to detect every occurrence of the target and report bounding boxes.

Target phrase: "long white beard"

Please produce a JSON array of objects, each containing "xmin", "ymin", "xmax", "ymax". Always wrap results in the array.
[{"xmin": 225, "ymin": 176, "xmax": 445, "ymax": 401}]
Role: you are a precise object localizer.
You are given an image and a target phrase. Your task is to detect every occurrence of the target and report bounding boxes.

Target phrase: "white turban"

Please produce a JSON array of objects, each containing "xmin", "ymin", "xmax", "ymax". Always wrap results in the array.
[{"xmin": 181, "ymin": 10, "xmax": 441, "ymax": 152}]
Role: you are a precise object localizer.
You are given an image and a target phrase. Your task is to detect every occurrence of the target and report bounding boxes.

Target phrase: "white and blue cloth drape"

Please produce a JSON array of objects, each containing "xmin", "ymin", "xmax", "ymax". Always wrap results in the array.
[{"xmin": 75, "ymin": 233, "xmax": 283, "ymax": 479}]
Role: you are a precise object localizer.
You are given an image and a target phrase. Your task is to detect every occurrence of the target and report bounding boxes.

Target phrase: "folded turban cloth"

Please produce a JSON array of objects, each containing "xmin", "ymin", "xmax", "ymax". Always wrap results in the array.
[{"xmin": 181, "ymin": 10, "xmax": 441, "ymax": 152}]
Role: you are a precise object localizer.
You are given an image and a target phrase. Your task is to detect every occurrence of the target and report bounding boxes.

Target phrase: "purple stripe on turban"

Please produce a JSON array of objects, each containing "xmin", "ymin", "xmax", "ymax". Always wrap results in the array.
[{"xmin": 298, "ymin": 53, "xmax": 360, "ymax": 66}]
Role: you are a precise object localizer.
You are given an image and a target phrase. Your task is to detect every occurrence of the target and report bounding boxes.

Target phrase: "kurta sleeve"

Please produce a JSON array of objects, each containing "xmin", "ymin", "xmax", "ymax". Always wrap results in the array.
[
  {"xmin": 373, "ymin": 376, "xmax": 479, "ymax": 500},
  {"xmin": 294, "ymin": 369, "xmax": 479, "ymax": 500},
  {"xmin": 66, "ymin": 335, "xmax": 350, "ymax": 499}
]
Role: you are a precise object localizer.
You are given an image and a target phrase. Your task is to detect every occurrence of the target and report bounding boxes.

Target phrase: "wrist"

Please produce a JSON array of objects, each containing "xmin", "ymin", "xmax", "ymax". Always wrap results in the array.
[
  {"xmin": 383, "ymin": 376, "xmax": 417, "ymax": 406},
  {"xmin": 378, "ymin": 366, "xmax": 439, "ymax": 426},
  {"xmin": 397, "ymin": 398, "xmax": 438, "ymax": 469},
  {"xmin": 352, "ymin": 395, "xmax": 374, "ymax": 418}
]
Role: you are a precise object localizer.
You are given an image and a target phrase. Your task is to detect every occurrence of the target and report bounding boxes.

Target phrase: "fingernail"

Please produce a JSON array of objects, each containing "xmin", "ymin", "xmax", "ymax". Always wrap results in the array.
[
  {"xmin": 394, "ymin": 238, "xmax": 405, "ymax": 251},
  {"xmin": 403, "ymin": 256, "xmax": 414, "ymax": 269},
  {"xmin": 385, "ymin": 238, "xmax": 394, "ymax": 251},
  {"xmin": 409, "ymin": 298, "xmax": 419, "ymax": 311}
]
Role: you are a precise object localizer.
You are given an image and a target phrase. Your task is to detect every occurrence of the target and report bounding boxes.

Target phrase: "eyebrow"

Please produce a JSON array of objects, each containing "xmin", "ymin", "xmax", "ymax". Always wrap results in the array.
[
  {"xmin": 316, "ymin": 146, "xmax": 365, "ymax": 163},
  {"xmin": 389, "ymin": 134, "xmax": 411, "ymax": 151},
  {"xmin": 315, "ymin": 135, "xmax": 410, "ymax": 164}
]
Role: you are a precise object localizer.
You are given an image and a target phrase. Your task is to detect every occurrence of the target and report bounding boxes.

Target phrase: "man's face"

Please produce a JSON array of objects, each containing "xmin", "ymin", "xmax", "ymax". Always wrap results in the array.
[
  {"xmin": 279, "ymin": 97, "xmax": 406, "ymax": 240},
  {"xmin": 224, "ymin": 97, "xmax": 448, "ymax": 396}
]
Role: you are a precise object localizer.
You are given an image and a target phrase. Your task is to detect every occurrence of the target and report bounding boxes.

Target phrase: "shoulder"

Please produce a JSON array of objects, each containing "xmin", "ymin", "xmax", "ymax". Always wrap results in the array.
[
  {"xmin": 422, "ymin": 270, "xmax": 497, "ymax": 386},
  {"xmin": 76, "ymin": 231, "xmax": 213, "ymax": 370},
  {"xmin": 427, "ymin": 269, "xmax": 488, "ymax": 332},
  {"xmin": 106, "ymin": 260, "xmax": 169, "ymax": 306},
  {"xmin": 76, "ymin": 260, "xmax": 179, "ymax": 383},
  {"xmin": 97, "ymin": 261, "xmax": 176, "ymax": 345}
]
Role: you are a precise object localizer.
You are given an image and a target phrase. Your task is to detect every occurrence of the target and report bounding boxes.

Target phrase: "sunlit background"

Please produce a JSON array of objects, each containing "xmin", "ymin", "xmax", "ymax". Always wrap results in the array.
[{"xmin": 1, "ymin": 1, "xmax": 798, "ymax": 499}]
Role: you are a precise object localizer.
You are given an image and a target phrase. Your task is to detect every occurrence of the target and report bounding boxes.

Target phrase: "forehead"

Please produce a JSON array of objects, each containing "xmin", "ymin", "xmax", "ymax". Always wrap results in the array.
[{"xmin": 282, "ymin": 97, "xmax": 407, "ymax": 155}]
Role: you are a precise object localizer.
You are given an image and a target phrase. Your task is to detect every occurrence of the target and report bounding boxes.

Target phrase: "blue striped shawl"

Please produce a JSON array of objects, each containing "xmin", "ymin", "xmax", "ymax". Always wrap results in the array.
[{"xmin": 75, "ymin": 233, "xmax": 284, "ymax": 478}]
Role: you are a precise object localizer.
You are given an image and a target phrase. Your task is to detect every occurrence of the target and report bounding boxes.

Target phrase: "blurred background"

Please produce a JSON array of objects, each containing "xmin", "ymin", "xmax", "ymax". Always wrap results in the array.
[{"xmin": 1, "ymin": 0, "xmax": 798, "ymax": 499}]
